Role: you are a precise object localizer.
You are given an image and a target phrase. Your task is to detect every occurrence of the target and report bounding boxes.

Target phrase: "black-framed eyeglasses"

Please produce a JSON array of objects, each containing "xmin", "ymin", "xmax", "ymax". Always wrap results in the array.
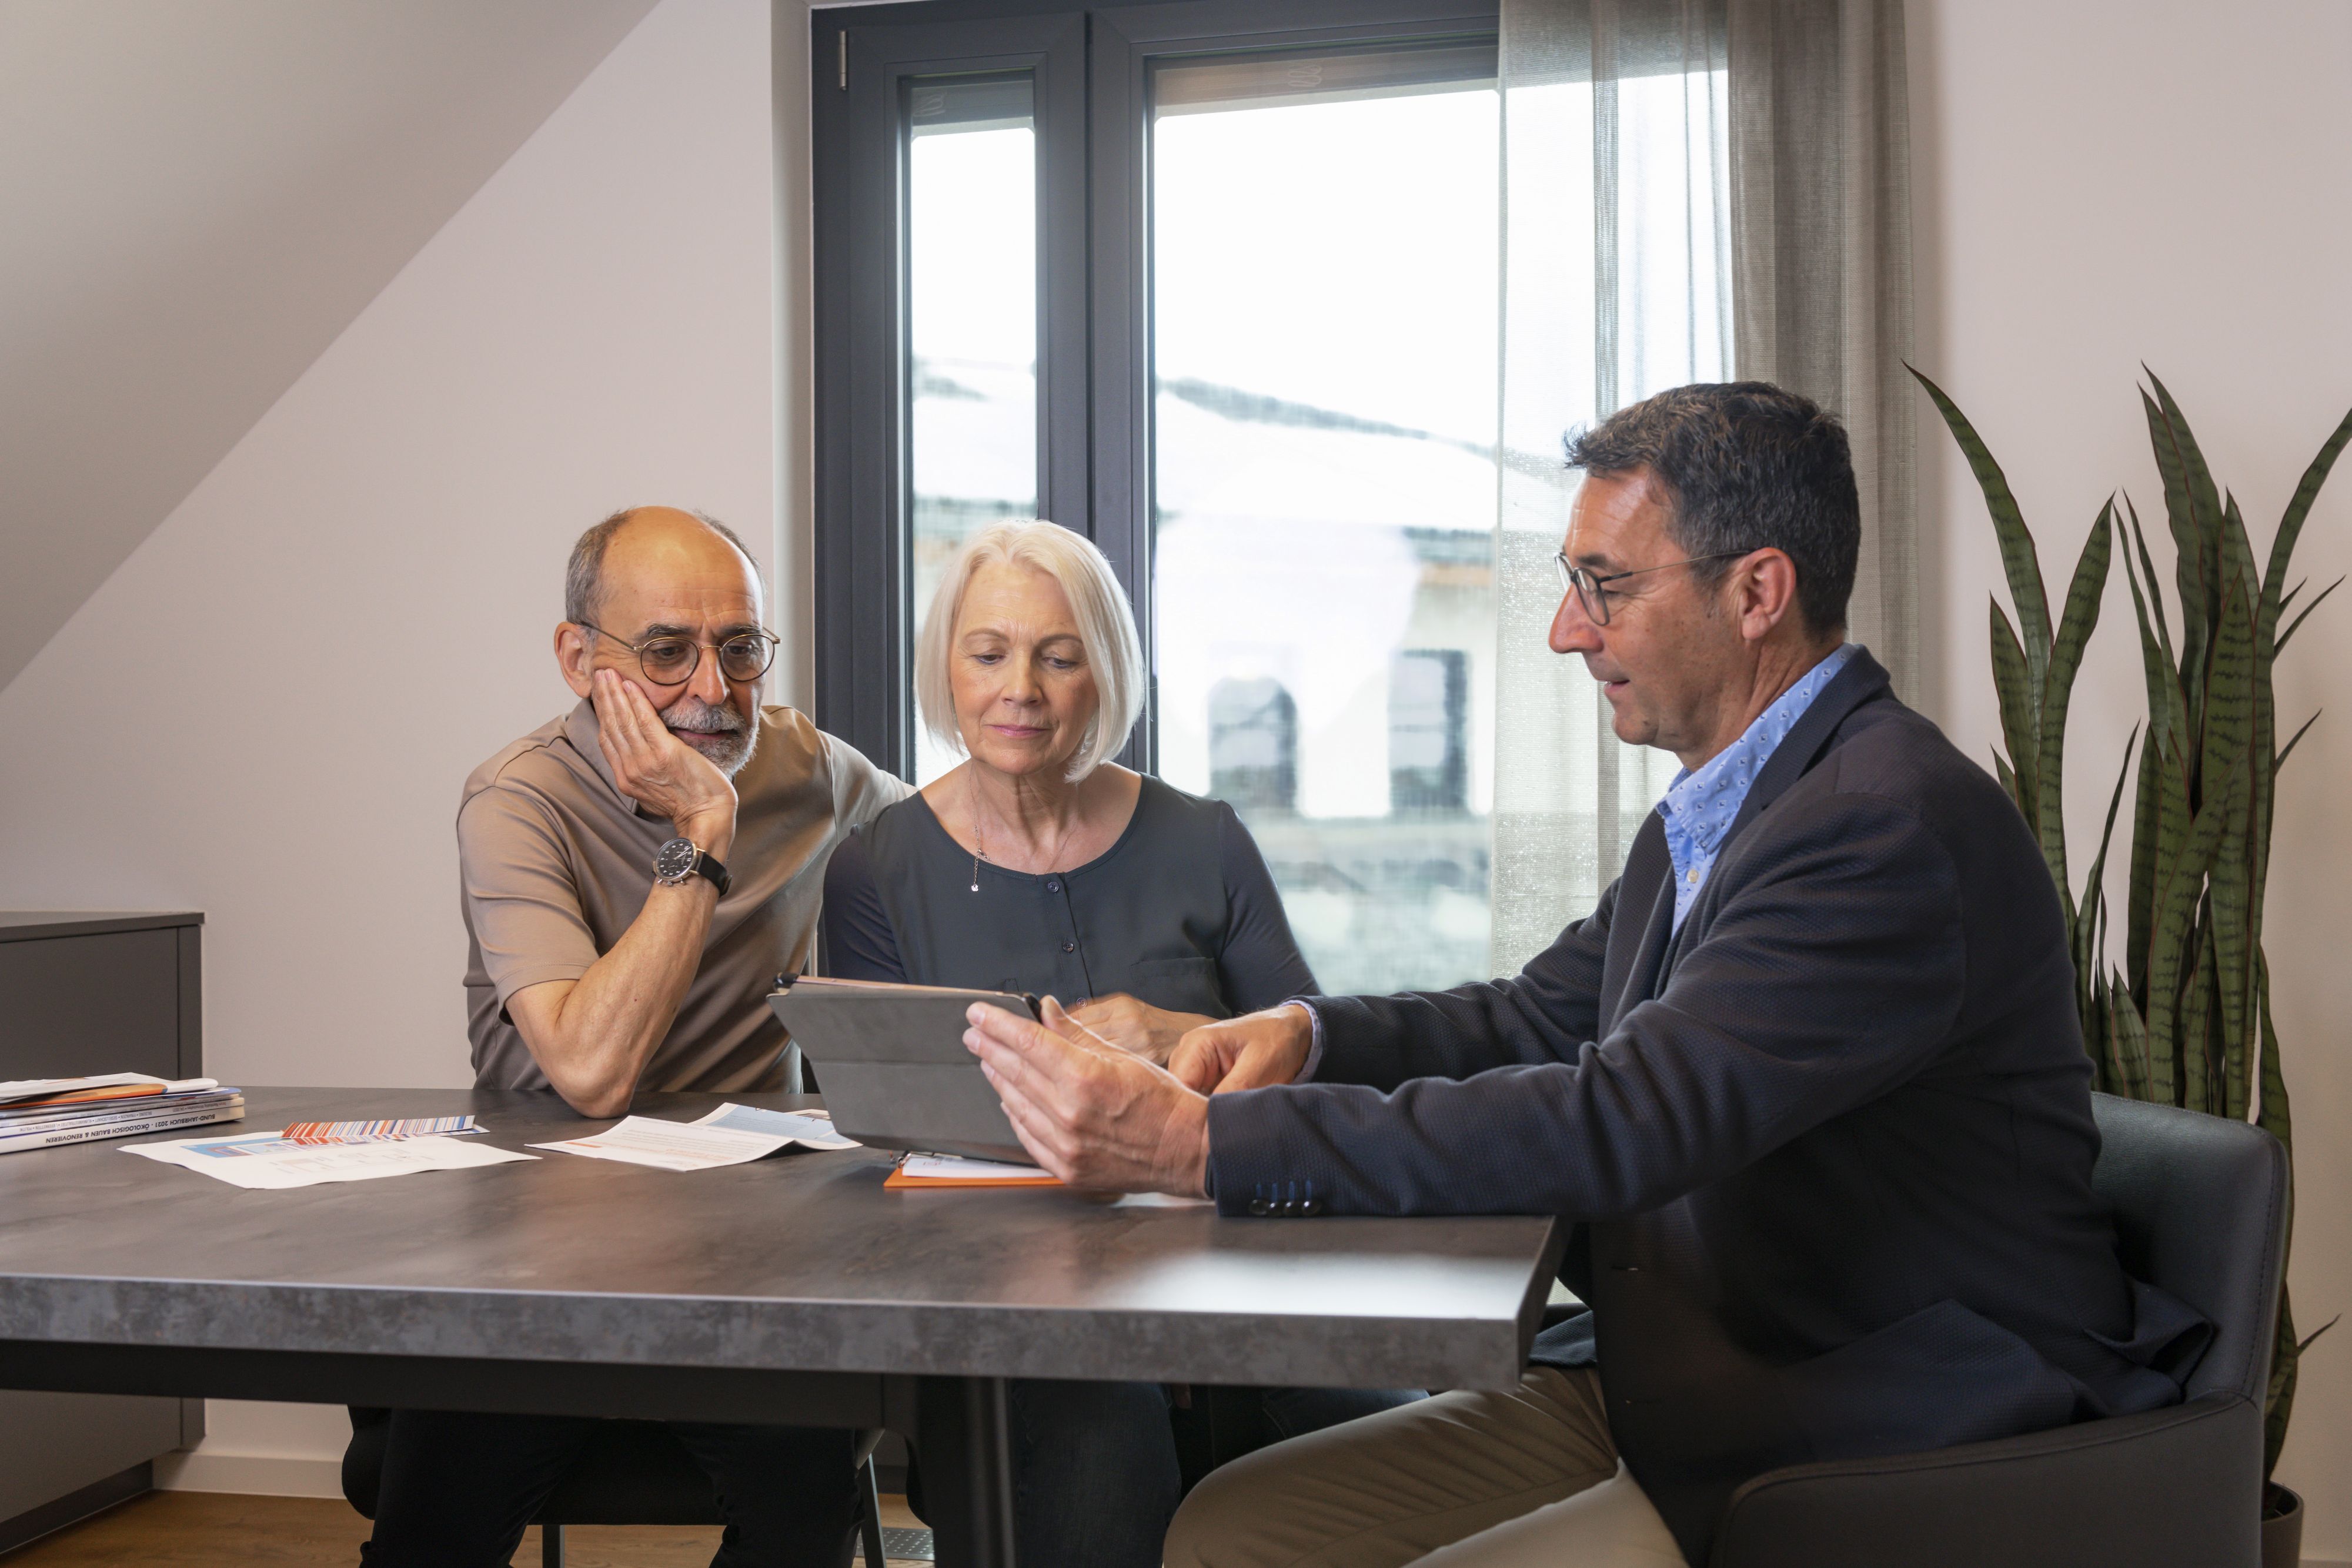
[
  {"xmin": 575, "ymin": 621, "xmax": 780, "ymax": 686},
  {"xmin": 1553, "ymin": 550, "xmax": 1753, "ymax": 626}
]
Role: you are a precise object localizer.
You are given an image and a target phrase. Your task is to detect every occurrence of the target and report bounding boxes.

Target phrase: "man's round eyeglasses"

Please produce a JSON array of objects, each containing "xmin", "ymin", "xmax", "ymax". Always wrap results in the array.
[
  {"xmin": 1553, "ymin": 550, "xmax": 1753, "ymax": 626},
  {"xmin": 576, "ymin": 621, "xmax": 779, "ymax": 686}
]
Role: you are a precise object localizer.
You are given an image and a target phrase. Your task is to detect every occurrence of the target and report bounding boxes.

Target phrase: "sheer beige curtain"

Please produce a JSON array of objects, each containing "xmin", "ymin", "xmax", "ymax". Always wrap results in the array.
[
  {"xmin": 1729, "ymin": 0, "xmax": 1916, "ymax": 697},
  {"xmin": 1486, "ymin": 0, "xmax": 1912, "ymax": 974}
]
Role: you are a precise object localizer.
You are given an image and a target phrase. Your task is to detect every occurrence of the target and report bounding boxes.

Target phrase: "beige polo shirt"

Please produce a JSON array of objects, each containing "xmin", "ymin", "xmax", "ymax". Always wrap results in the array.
[{"xmin": 458, "ymin": 700, "xmax": 909, "ymax": 1093}]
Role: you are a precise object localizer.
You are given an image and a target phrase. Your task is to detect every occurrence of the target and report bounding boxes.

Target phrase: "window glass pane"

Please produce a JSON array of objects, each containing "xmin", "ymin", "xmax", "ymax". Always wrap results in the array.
[
  {"xmin": 1488, "ymin": 58, "xmax": 1728, "ymax": 969},
  {"xmin": 1150, "ymin": 44, "xmax": 1502, "ymax": 996},
  {"xmin": 906, "ymin": 74, "xmax": 1037, "ymax": 785}
]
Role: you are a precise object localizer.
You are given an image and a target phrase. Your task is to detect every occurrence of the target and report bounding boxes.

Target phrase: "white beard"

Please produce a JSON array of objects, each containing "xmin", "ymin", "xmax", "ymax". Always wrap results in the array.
[{"xmin": 666, "ymin": 697, "xmax": 757, "ymax": 777}]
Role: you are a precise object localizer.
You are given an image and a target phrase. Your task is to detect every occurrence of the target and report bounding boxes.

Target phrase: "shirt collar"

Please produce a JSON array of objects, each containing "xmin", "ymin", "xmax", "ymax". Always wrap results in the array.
[{"xmin": 1659, "ymin": 643, "xmax": 1858, "ymax": 856}]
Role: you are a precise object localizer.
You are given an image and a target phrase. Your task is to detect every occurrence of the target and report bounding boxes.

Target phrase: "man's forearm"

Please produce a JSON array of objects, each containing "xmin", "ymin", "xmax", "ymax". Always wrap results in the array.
[{"xmin": 519, "ymin": 879, "xmax": 719, "ymax": 1116}]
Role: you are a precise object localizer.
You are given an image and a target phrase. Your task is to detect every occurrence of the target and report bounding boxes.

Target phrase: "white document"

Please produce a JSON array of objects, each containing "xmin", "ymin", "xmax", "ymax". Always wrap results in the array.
[
  {"xmin": 126, "ymin": 1131, "xmax": 535, "ymax": 1190},
  {"xmin": 691, "ymin": 1102, "xmax": 857, "ymax": 1149},
  {"xmin": 898, "ymin": 1153, "xmax": 1060, "ymax": 1182},
  {"xmin": 530, "ymin": 1103, "xmax": 857, "ymax": 1172}
]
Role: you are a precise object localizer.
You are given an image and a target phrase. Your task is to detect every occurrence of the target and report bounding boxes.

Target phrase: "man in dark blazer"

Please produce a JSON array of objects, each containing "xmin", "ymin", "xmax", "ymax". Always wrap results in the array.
[{"xmin": 962, "ymin": 382, "xmax": 2207, "ymax": 1566}]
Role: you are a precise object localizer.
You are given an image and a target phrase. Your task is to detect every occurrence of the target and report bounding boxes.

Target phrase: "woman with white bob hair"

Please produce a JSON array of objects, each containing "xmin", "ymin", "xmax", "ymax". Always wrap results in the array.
[{"xmin": 824, "ymin": 520, "xmax": 1416, "ymax": 1564}]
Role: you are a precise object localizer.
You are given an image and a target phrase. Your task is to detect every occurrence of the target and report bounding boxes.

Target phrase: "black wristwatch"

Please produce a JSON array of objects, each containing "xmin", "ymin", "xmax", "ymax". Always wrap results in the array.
[{"xmin": 654, "ymin": 837, "xmax": 732, "ymax": 897}]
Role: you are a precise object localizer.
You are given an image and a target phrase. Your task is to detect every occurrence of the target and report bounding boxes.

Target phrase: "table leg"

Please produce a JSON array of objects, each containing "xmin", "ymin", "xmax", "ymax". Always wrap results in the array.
[{"xmin": 916, "ymin": 1375, "xmax": 1017, "ymax": 1567}]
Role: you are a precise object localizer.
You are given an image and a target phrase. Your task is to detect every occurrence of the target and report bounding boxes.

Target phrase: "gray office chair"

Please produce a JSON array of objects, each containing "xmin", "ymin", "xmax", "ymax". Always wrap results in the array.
[
  {"xmin": 1708, "ymin": 1091, "xmax": 2288, "ymax": 1568},
  {"xmin": 340, "ymin": 1408, "xmax": 890, "ymax": 1568}
]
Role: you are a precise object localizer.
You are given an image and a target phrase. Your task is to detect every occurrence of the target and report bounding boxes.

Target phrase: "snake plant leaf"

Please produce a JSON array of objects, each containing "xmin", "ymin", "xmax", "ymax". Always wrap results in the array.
[
  {"xmin": 2262, "ymin": 400, "xmax": 2352, "ymax": 629},
  {"xmin": 1915, "ymin": 367, "xmax": 2053, "ymax": 690},
  {"xmin": 2258, "ymin": 965, "xmax": 2297, "ymax": 1477},
  {"xmin": 2034, "ymin": 504, "xmax": 2114, "ymax": 899},
  {"xmin": 2126, "ymin": 741, "xmax": 2160, "ymax": 1008},
  {"xmin": 2270, "ymin": 1288, "xmax": 2302, "ymax": 1481},
  {"xmin": 2201, "ymin": 561, "xmax": 2257, "ymax": 801},
  {"xmin": 2108, "ymin": 969, "xmax": 2151, "ymax": 1102},
  {"xmin": 2123, "ymin": 503, "xmax": 2189, "ymax": 758},
  {"xmin": 2144, "ymin": 750, "xmax": 2240, "ymax": 1106},
  {"xmin": 2120, "ymin": 524, "xmax": 2191, "ymax": 1008},
  {"xmin": 2209, "ymin": 758, "xmax": 2255, "ymax": 1121},
  {"xmin": 2124, "ymin": 496, "xmax": 2178, "ymax": 684},
  {"xmin": 2084, "ymin": 982, "xmax": 2114, "ymax": 1096},
  {"xmin": 2074, "ymin": 731, "xmax": 2136, "ymax": 1051},
  {"xmin": 2177, "ymin": 910, "xmax": 2215, "ymax": 1114},
  {"xmin": 1989, "ymin": 598, "xmax": 2040, "ymax": 822},
  {"xmin": 2080, "ymin": 731, "xmax": 2136, "ymax": 948},
  {"xmin": 2256, "ymin": 950, "xmax": 2293, "ymax": 1144},
  {"xmin": 2241, "ymin": 516, "xmax": 2281, "ymax": 1042},
  {"xmin": 2146, "ymin": 372, "xmax": 2227, "ymax": 638},
  {"xmin": 2221, "ymin": 494, "xmax": 2262, "ymax": 612},
  {"xmin": 2141, "ymin": 389, "xmax": 2215, "ymax": 721},
  {"xmin": 2276, "ymin": 710, "xmax": 2321, "ymax": 773},
  {"xmin": 2276, "ymin": 575, "xmax": 2344, "ymax": 654}
]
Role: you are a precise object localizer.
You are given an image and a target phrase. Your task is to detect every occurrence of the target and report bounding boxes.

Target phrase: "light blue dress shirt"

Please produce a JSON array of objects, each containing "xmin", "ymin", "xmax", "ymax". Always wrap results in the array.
[{"xmin": 1657, "ymin": 643, "xmax": 1859, "ymax": 931}]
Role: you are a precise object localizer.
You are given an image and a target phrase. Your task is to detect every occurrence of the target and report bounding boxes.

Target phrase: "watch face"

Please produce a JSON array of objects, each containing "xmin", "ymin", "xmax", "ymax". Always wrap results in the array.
[{"xmin": 654, "ymin": 837, "xmax": 699, "ymax": 884}]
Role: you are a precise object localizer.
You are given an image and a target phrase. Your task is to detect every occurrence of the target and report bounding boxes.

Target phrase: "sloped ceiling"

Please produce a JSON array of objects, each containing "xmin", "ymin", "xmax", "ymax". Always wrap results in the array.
[{"xmin": 0, "ymin": 0, "xmax": 660, "ymax": 691}]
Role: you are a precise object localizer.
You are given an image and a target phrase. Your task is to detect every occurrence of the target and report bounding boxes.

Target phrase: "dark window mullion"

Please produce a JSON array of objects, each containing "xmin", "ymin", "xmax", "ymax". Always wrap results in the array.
[
  {"xmin": 1035, "ymin": 19, "xmax": 1091, "ymax": 546},
  {"xmin": 1087, "ymin": 11, "xmax": 1154, "ymax": 773},
  {"xmin": 813, "ymin": 26, "xmax": 907, "ymax": 769},
  {"xmin": 814, "ymin": 12, "xmax": 1082, "ymax": 777}
]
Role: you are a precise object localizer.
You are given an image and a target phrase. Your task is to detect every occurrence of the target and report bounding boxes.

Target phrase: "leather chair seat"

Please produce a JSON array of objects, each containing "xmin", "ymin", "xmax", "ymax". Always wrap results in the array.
[{"xmin": 1708, "ymin": 1092, "xmax": 2290, "ymax": 1568}]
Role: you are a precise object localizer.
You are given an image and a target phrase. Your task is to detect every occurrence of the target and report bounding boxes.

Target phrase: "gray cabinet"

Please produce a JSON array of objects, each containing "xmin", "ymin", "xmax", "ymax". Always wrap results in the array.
[{"xmin": 0, "ymin": 911, "xmax": 203, "ymax": 1549}]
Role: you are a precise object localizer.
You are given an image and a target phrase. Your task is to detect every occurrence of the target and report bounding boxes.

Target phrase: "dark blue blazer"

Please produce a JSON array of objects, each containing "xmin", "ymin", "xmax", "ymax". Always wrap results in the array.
[{"xmin": 1204, "ymin": 649, "xmax": 2207, "ymax": 1561}]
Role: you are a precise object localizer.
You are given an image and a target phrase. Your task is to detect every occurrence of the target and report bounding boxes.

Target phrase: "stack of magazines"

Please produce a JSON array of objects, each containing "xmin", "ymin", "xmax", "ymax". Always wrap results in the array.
[{"xmin": 0, "ymin": 1074, "xmax": 245, "ymax": 1155}]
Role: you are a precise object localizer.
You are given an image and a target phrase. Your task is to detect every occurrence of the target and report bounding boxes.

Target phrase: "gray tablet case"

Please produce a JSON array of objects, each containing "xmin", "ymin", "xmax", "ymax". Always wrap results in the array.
[{"xmin": 767, "ymin": 977, "xmax": 1041, "ymax": 1165}]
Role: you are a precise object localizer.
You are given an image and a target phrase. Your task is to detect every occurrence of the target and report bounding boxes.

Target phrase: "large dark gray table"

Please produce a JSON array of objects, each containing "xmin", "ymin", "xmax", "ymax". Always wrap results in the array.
[{"xmin": 0, "ymin": 1086, "xmax": 1562, "ymax": 1565}]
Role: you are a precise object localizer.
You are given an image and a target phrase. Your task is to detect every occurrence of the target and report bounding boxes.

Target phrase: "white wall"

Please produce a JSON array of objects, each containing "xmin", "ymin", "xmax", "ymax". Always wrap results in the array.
[
  {"xmin": 0, "ymin": 0, "xmax": 657, "ymax": 694},
  {"xmin": 0, "ymin": 0, "xmax": 781, "ymax": 1490},
  {"xmin": 1910, "ymin": 1, "xmax": 2352, "ymax": 1558}
]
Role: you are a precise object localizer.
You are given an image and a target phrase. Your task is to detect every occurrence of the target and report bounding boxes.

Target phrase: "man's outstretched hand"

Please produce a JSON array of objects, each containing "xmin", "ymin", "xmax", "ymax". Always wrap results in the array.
[
  {"xmin": 1167, "ymin": 1004, "xmax": 1316, "ymax": 1095},
  {"xmin": 964, "ymin": 998, "xmax": 1211, "ymax": 1196}
]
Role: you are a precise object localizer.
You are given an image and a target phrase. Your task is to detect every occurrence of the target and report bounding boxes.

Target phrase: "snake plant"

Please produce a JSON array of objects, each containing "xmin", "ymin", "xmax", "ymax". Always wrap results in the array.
[{"xmin": 1915, "ymin": 366, "xmax": 2348, "ymax": 1480}]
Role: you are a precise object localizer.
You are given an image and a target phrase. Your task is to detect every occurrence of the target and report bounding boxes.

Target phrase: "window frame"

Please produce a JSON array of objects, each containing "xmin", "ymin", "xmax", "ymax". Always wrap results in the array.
[{"xmin": 810, "ymin": 0, "xmax": 1501, "ymax": 778}]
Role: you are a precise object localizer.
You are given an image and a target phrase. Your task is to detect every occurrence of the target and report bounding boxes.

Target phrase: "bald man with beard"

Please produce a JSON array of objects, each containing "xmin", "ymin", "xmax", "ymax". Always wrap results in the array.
[{"xmin": 361, "ymin": 506, "xmax": 908, "ymax": 1568}]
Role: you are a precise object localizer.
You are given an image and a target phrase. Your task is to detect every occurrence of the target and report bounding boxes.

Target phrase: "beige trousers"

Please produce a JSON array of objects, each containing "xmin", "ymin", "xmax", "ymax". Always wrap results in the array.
[{"xmin": 1164, "ymin": 1367, "xmax": 1688, "ymax": 1568}]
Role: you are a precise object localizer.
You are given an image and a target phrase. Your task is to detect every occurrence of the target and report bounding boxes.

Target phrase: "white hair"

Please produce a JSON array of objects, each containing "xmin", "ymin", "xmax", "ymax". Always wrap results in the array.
[{"xmin": 915, "ymin": 520, "xmax": 1145, "ymax": 780}]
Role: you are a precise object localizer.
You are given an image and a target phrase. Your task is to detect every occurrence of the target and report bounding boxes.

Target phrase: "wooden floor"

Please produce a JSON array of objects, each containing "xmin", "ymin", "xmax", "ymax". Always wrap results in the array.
[{"xmin": 0, "ymin": 1489, "xmax": 930, "ymax": 1567}]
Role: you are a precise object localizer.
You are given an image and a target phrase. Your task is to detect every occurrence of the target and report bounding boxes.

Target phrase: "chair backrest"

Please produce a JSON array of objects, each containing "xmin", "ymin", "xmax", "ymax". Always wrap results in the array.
[{"xmin": 2089, "ymin": 1092, "xmax": 2288, "ymax": 1405}]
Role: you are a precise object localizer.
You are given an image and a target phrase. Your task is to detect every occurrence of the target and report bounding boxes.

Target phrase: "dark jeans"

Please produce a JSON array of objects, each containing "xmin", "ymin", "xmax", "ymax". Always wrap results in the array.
[
  {"xmin": 1003, "ymin": 1380, "xmax": 1425, "ymax": 1568},
  {"xmin": 359, "ymin": 1410, "xmax": 861, "ymax": 1568}
]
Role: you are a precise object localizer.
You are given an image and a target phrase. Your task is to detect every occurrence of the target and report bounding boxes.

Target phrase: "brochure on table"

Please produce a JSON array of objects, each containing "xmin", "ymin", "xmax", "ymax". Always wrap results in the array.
[
  {"xmin": 530, "ymin": 1103, "xmax": 856, "ymax": 1172},
  {"xmin": 128, "ymin": 1131, "xmax": 532, "ymax": 1189}
]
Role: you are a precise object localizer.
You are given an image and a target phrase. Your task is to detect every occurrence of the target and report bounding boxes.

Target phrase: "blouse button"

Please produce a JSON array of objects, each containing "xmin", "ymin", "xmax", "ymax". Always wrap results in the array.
[
  {"xmin": 1045, "ymin": 880, "xmax": 1061, "ymax": 893},
  {"xmin": 1061, "ymin": 940, "xmax": 1075, "ymax": 954}
]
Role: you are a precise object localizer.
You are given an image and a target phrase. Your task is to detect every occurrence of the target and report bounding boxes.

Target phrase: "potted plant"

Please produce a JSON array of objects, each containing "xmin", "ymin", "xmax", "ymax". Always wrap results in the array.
[{"xmin": 1915, "ymin": 367, "xmax": 2343, "ymax": 1567}]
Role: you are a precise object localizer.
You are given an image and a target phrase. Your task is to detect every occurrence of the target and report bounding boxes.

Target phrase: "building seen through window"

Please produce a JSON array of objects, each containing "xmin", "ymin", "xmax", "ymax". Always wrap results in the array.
[
  {"xmin": 1389, "ymin": 650, "xmax": 1468, "ymax": 813},
  {"xmin": 1208, "ymin": 678, "xmax": 1298, "ymax": 811}
]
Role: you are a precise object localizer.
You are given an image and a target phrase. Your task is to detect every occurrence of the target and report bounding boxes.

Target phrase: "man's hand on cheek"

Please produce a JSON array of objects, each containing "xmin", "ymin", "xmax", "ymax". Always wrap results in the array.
[
  {"xmin": 963, "ymin": 998, "xmax": 1211, "ymax": 1197},
  {"xmin": 591, "ymin": 669, "xmax": 738, "ymax": 847}
]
